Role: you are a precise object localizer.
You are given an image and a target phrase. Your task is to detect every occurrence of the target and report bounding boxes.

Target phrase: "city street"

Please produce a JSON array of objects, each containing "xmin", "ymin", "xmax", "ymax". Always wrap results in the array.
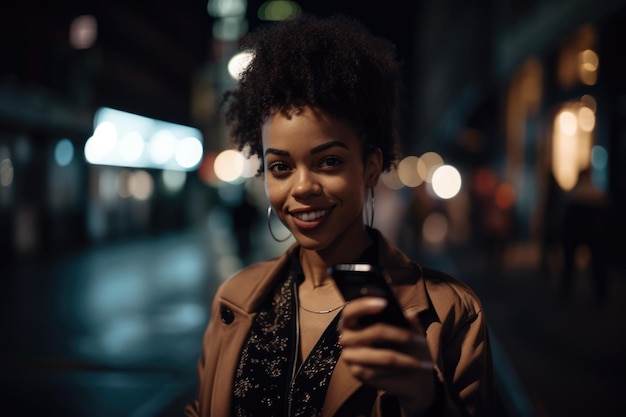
[{"xmin": 1, "ymin": 208, "xmax": 624, "ymax": 416}]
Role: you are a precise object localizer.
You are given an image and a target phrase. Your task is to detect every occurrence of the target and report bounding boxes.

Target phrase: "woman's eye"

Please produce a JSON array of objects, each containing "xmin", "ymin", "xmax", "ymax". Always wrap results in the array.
[
  {"xmin": 320, "ymin": 156, "xmax": 342, "ymax": 168},
  {"xmin": 268, "ymin": 161, "xmax": 290, "ymax": 172}
]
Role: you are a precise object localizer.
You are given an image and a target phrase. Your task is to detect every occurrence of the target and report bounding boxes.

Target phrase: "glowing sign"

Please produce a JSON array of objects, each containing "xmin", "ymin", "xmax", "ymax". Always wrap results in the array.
[{"xmin": 85, "ymin": 107, "xmax": 203, "ymax": 171}]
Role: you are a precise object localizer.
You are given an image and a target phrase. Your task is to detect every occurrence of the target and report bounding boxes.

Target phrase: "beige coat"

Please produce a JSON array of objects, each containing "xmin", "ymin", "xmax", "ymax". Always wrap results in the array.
[{"xmin": 185, "ymin": 230, "xmax": 495, "ymax": 416}]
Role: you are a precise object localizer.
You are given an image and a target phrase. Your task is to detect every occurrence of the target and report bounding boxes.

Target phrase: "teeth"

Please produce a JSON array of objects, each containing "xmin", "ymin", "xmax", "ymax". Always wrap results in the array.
[{"xmin": 294, "ymin": 209, "xmax": 328, "ymax": 222}]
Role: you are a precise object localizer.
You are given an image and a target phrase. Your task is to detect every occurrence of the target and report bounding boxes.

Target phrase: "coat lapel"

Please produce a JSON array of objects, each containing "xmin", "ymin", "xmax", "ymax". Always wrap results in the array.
[
  {"xmin": 210, "ymin": 302, "xmax": 254, "ymax": 417},
  {"xmin": 208, "ymin": 247, "xmax": 296, "ymax": 417},
  {"xmin": 321, "ymin": 356, "xmax": 363, "ymax": 417}
]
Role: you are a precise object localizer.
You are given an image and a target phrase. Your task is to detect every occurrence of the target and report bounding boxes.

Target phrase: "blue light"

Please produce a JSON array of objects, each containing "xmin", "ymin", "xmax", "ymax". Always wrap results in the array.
[
  {"xmin": 55, "ymin": 138, "xmax": 75, "ymax": 167},
  {"xmin": 591, "ymin": 145, "xmax": 608, "ymax": 170}
]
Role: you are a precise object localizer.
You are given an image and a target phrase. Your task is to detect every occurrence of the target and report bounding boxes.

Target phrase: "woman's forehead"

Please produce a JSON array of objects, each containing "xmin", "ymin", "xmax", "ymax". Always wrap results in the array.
[{"xmin": 262, "ymin": 108, "xmax": 360, "ymax": 148}]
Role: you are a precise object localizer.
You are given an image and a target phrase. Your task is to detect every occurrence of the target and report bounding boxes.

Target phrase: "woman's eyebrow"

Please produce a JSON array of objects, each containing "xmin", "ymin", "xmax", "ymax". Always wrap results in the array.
[
  {"xmin": 310, "ymin": 140, "xmax": 348, "ymax": 154},
  {"xmin": 264, "ymin": 141, "xmax": 348, "ymax": 157},
  {"xmin": 264, "ymin": 148, "xmax": 290, "ymax": 157}
]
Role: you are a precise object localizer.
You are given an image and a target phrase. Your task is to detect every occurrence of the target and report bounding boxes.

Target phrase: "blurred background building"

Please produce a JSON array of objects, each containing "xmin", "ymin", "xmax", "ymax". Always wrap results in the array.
[{"xmin": 1, "ymin": 0, "xmax": 625, "ymax": 416}]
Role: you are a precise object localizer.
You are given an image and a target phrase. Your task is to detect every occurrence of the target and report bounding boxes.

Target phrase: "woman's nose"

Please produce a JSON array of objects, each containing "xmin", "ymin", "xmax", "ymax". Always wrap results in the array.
[{"xmin": 293, "ymin": 170, "xmax": 321, "ymax": 197}]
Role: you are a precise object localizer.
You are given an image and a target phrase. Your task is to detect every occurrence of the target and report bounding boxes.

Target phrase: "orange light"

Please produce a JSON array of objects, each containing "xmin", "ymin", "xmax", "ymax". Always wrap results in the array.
[
  {"xmin": 198, "ymin": 152, "xmax": 218, "ymax": 185},
  {"xmin": 494, "ymin": 183, "xmax": 516, "ymax": 210}
]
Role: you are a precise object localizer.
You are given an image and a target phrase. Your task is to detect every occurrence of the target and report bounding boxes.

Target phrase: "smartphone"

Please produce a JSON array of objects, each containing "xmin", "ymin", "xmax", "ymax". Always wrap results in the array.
[{"xmin": 329, "ymin": 263, "xmax": 411, "ymax": 329}]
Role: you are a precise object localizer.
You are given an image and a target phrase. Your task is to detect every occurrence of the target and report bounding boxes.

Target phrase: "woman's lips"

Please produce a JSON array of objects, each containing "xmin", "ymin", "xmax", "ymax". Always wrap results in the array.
[
  {"xmin": 289, "ymin": 208, "xmax": 333, "ymax": 229},
  {"xmin": 291, "ymin": 209, "xmax": 329, "ymax": 222}
]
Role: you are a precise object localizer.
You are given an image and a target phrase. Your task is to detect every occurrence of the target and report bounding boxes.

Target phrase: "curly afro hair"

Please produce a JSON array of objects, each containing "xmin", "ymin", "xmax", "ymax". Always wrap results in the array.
[{"xmin": 222, "ymin": 13, "xmax": 403, "ymax": 172}]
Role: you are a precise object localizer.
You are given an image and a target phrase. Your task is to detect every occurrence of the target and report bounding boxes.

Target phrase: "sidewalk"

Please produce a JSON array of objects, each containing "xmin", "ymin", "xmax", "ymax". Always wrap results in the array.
[
  {"xmin": 0, "ymin": 227, "xmax": 216, "ymax": 417},
  {"xmin": 0, "ymin": 207, "xmax": 288, "ymax": 417},
  {"xmin": 442, "ymin": 241, "xmax": 626, "ymax": 417}
]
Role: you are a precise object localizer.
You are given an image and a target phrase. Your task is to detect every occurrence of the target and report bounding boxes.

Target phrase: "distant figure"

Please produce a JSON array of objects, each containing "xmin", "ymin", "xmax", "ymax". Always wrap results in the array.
[
  {"xmin": 480, "ymin": 182, "xmax": 516, "ymax": 278},
  {"xmin": 540, "ymin": 172, "xmax": 566, "ymax": 278},
  {"xmin": 559, "ymin": 168, "xmax": 609, "ymax": 306},
  {"xmin": 230, "ymin": 192, "xmax": 260, "ymax": 262}
]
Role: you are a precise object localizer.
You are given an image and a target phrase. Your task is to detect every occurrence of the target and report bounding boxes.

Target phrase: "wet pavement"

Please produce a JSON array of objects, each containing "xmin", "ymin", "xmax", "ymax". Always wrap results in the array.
[
  {"xmin": 458, "ymin": 244, "xmax": 626, "ymax": 417},
  {"xmin": 1, "ymin": 207, "xmax": 624, "ymax": 416},
  {"xmin": 0, "ymin": 207, "xmax": 290, "ymax": 416}
]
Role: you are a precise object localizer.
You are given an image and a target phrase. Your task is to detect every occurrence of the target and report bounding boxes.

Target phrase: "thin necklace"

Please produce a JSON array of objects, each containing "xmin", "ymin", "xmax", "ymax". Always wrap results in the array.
[{"xmin": 299, "ymin": 301, "xmax": 348, "ymax": 314}]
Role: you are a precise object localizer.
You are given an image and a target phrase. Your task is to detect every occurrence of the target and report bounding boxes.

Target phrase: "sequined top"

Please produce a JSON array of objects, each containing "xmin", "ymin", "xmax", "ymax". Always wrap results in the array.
[{"xmin": 232, "ymin": 269, "xmax": 343, "ymax": 417}]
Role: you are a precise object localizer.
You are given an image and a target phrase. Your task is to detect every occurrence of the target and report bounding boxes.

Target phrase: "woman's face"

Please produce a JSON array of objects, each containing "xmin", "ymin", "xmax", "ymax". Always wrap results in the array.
[{"xmin": 262, "ymin": 107, "xmax": 381, "ymax": 253}]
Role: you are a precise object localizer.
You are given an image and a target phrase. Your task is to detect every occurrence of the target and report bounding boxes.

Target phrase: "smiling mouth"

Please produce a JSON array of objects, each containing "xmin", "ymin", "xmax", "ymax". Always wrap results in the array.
[{"xmin": 291, "ymin": 209, "xmax": 330, "ymax": 222}]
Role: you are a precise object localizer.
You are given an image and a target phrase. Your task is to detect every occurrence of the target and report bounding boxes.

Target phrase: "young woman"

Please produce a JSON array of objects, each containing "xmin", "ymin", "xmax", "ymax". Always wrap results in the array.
[{"xmin": 186, "ymin": 13, "xmax": 495, "ymax": 417}]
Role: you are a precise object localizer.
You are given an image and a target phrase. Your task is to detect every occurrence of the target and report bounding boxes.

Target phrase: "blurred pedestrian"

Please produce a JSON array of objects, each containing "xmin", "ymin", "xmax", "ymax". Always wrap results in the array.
[
  {"xmin": 559, "ymin": 168, "xmax": 609, "ymax": 306},
  {"xmin": 229, "ymin": 190, "xmax": 260, "ymax": 262},
  {"xmin": 540, "ymin": 171, "xmax": 566, "ymax": 279},
  {"xmin": 186, "ymin": 13, "xmax": 495, "ymax": 417}
]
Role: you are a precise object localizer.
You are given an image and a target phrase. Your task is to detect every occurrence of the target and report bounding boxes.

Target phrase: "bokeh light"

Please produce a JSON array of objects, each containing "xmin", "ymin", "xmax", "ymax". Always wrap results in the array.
[
  {"xmin": 241, "ymin": 154, "xmax": 261, "ymax": 178},
  {"xmin": 176, "ymin": 137, "xmax": 204, "ymax": 169},
  {"xmin": 398, "ymin": 156, "xmax": 426, "ymax": 187},
  {"xmin": 69, "ymin": 15, "xmax": 98, "ymax": 49},
  {"xmin": 431, "ymin": 165, "xmax": 462, "ymax": 199},
  {"xmin": 577, "ymin": 106, "xmax": 595, "ymax": 132},
  {"xmin": 85, "ymin": 121, "xmax": 117, "ymax": 163},
  {"xmin": 420, "ymin": 152, "xmax": 444, "ymax": 182},
  {"xmin": 381, "ymin": 169, "xmax": 404, "ymax": 190},
  {"xmin": 214, "ymin": 149, "xmax": 245, "ymax": 183},
  {"xmin": 579, "ymin": 49, "xmax": 599, "ymax": 86},
  {"xmin": 54, "ymin": 138, "xmax": 75, "ymax": 167},
  {"xmin": 258, "ymin": 1, "xmax": 301, "ymax": 21},
  {"xmin": 129, "ymin": 170, "xmax": 153, "ymax": 201},
  {"xmin": 494, "ymin": 183, "xmax": 516, "ymax": 210},
  {"xmin": 0, "ymin": 158, "xmax": 14, "ymax": 187},
  {"xmin": 558, "ymin": 110, "xmax": 578, "ymax": 136},
  {"xmin": 591, "ymin": 145, "xmax": 608, "ymax": 170},
  {"xmin": 162, "ymin": 170, "xmax": 187, "ymax": 194},
  {"xmin": 228, "ymin": 51, "xmax": 254, "ymax": 80},
  {"xmin": 422, "ymin": 212, "xmax": 448, "ymax": 246}
]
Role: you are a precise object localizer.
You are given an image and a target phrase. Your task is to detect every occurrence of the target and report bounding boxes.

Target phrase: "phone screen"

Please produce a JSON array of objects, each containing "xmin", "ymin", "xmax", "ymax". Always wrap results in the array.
[{"xmin": 329, "ymin": 263, "xmax": 411, "ymax": 329}]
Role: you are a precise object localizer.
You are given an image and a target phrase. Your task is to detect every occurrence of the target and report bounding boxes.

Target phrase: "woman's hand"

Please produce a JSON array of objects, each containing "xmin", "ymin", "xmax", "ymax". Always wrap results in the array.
[{"xmin": 338, "ymin": 297, "xmax": 436, "ymax": 416}]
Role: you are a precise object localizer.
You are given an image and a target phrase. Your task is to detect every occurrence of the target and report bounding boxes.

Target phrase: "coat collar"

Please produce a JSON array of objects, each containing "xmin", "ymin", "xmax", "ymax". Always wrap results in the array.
[{"xmin": 232, "ymin": 228, "xmax": 431, "ymax": 314}]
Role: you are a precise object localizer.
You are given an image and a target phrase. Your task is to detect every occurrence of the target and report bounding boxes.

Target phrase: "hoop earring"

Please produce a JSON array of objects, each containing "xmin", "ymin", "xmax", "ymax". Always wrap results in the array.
[
  {"xmin": 364, "ymin": 187, "xmax": 375, "ymax": 228},
  {"xmin": 267, "ymin": 206, "xmax": 292, "ymax": 242}
]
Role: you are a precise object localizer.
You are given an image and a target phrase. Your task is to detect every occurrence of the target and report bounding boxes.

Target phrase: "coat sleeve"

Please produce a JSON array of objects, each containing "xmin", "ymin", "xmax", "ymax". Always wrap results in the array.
[
  {"xmin": 370, "ymin": 306, "xmax": 495, "ymax": 417},
  {"xmin": 423, "ymin": 277, "xmax": 495, "ymax": 417},
  {"xmin": 437, "ymin": 307, "xmax": 495, "ymax": 417}
]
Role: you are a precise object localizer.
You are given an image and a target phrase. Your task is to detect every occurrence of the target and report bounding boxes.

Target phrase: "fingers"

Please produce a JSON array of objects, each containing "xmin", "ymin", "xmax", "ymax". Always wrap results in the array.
[
  {"xmin": 338, "ymin": 297, "xmax": 427, "ymax": 351},
  {"xmin": 339, "ymin": 296, "xmax": 388, "ymax": 329},
  {"xmin": 337, "ymin": 297, "xmax": 436, "ymax": 404},
  {"xmin": 341, "ymin": 321, "xmax": 426, "ymax": 348},
  {"xmin": 341, "ymin": 346, "xmax": 434, "ymax": 371}
]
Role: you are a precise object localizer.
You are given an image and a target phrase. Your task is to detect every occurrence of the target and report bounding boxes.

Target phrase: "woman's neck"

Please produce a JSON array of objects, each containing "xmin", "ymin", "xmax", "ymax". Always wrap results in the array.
[{"xmin": 298, "ymin": 227, "xmax": 373, "ymax": 288}]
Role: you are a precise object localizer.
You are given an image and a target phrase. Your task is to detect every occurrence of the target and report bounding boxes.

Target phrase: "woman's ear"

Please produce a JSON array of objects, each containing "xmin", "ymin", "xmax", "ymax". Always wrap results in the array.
[{"xmin": 365, "ymin": 148, "xmax": 383, "ymax": 188}]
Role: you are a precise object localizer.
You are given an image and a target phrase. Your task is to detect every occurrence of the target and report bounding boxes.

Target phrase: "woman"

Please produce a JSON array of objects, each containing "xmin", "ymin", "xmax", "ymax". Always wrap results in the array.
[{"xmin": 186, "ymin": 13, "xmax": 494, "ymax": 417}]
